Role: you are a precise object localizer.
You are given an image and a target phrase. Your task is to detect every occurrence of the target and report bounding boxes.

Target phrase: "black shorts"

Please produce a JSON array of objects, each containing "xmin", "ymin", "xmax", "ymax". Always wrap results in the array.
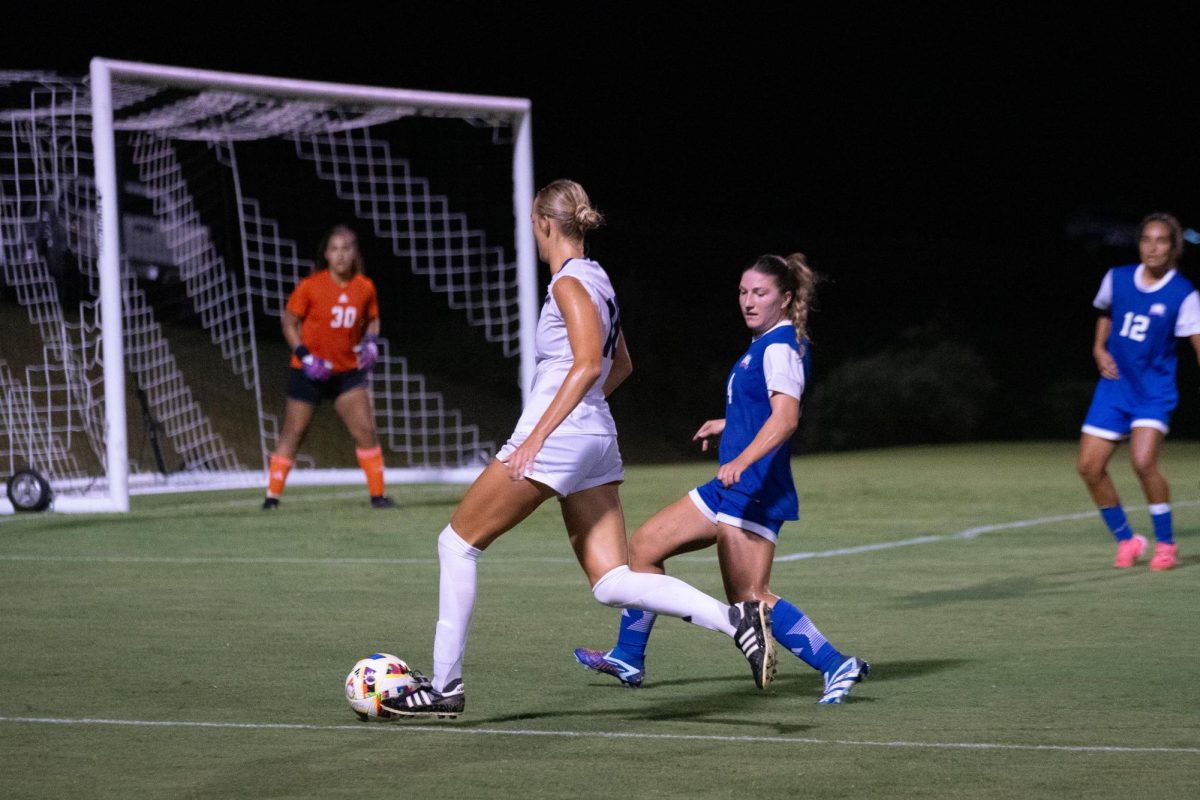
[{"xmin": 286, "ymin": 367, "xmax": 369, "ymax": 406}]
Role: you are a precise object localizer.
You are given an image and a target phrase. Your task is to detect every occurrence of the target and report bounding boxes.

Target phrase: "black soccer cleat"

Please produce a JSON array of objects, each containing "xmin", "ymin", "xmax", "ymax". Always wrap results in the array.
[
  {"xmin": 370, "ymin": 495, "xmax": 398, "ymax": 509},
  {"xmin": 261, "ymin": 497, "xmax": 280, "ymax": 511},
  {"xmin": 382, "ymin": 678, "xmax": 465, "ymax": 719},
  {"xmin": 731, "ymin": 600, "xmax": 777, "ymax": 690}
]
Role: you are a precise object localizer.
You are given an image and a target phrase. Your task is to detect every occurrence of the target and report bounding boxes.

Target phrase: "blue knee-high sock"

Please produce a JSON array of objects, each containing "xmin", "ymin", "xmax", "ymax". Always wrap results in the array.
[
  {"xmin": 1149, "ymin": 503, "xmax": 1173, "ymax": 545},
  {"xmin": 1099, "ymin": 505, "xmax": 1132, "ymax": 542},
  {"xmin": 609, "ymin": 608, "xmax": 657, "ymax": 667},
  {"xmin": 770, "ymin": 598, "xmax": 844, "ymax": 675}
]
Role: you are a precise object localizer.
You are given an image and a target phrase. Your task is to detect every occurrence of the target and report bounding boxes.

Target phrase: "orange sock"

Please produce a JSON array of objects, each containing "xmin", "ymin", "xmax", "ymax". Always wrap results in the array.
[
  {"xmin": 356, "ymin": 445, "xmax": 386, "ymax": 497},
  {"xmin": 267, "ymin": 453, "xmax": 294, "ymax": 498}
]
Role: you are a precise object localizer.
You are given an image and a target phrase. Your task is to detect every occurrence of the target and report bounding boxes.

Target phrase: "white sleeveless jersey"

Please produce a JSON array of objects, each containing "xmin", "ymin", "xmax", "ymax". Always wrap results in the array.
[{"xmin": 512, "ymin": 257, "xmax": 621, "ymax": 436}]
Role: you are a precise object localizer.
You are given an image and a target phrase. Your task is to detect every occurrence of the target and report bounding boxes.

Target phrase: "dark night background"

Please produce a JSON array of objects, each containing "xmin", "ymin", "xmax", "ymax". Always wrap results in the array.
[{"xmin": 9, "ymin": 3, "xmax": 1200, "ymax": 459}]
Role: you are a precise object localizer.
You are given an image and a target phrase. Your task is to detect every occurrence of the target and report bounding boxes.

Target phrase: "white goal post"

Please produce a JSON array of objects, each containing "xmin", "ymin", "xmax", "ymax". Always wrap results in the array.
[{"xmin": 0, "ymin": 60, "xmax": 536, "ymax": 513}]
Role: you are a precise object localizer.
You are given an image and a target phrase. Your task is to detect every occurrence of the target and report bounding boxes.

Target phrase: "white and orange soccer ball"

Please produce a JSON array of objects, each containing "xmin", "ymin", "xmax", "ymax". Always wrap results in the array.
[{"xmin": 344, "ymin": 653, "xmax": 422, "ymax": 720}]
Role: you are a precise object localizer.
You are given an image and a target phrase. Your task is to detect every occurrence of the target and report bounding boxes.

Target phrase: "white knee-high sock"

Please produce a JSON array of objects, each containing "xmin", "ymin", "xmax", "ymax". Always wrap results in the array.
[
  {"xmin": 431, "ymin": 525, "xmax": 482, "ymax": 692},
  {"xmin": 592, "ymin": 565, "xmax": 735, "ymax": 637}
]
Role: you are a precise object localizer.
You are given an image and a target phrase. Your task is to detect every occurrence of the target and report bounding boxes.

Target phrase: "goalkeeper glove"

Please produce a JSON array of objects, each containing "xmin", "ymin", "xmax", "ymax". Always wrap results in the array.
[
  {"xmin": 295, "ymin": 345, "xmax": 333, "ymax": 381},
  {"xmin": 355, "ymin": 334, "xmax": 379, "ymax": 371}
]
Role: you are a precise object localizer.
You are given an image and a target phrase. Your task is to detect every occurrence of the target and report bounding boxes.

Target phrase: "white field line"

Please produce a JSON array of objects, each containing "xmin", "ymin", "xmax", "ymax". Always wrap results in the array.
[
  {"xmin": 773, "ymin": 500, "xmax": 1200, "ymax": 563},
  {"xmin": 0, "ymin": 715, "xmax": 1196, "ymax": 754},
  {"xmin": 1, "ymin": 502, "xmax": 1196, "ymax": 567}
]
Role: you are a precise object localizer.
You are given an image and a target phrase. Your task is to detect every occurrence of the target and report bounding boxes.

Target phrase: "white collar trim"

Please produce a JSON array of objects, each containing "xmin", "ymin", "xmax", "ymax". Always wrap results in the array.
[{"xmin": 1134, "ymin": 263, "xmax": 1176, "ymax": 293}]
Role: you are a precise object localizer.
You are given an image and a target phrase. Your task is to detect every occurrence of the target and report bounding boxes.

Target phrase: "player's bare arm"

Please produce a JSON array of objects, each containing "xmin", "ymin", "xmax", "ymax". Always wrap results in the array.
[
  {"xmin": 504, "ymin": 276, "xmax": 604, "ymax": 481},
  {"xmin": 1093, "ymin": 316, "xmax": 1117, "ymax": 380},
  {"xmin": 282, "ymin": 310, "xmax": 304, "ymax": 352},
  {"xmin": 716, "ymin": 392, "xmax": 799, "ymax": 487}
]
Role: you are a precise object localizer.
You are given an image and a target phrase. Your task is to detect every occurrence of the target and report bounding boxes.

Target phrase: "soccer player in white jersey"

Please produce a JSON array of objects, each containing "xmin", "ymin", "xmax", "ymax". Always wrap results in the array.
[
  {"xmin": 384, "ymin": 181, "xmax": 775, "ymax": 718},
  {"xmin": 576, "ymin": 253, "xmax": 869, "ymax": 704},
  {"xmin": 1077, "ymin": 212, "xmax": 1200, "ymax": 571}
]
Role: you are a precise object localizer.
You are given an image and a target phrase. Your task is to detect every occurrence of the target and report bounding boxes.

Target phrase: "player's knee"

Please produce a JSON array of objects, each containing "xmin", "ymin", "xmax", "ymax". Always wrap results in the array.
[
  {"xmin": 1129, "ymin": 454, "xmax": 1161, "ymax": 480},
  {"xmin": 591, "ymin": 564, "xmax": 631, "ymax": 608},
  {"xmin": 627, "ymin": 535, "xmax": 661, "ymax": 572},
  {"xmin": 1076, "ymin": 457, "xmax": 1104, "ymax": 484}
]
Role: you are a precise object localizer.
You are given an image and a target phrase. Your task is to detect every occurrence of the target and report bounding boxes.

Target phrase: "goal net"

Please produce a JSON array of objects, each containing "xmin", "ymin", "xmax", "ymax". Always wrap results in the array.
[{"xmin": 0, "ymin": 60, "xmax": 536, "ymax": 512}]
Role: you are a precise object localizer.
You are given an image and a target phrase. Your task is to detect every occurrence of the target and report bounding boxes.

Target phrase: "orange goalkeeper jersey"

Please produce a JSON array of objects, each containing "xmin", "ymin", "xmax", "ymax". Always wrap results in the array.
[{"xmin": 286, "ymin": 270, "xmax": 380, "ymax": 373}]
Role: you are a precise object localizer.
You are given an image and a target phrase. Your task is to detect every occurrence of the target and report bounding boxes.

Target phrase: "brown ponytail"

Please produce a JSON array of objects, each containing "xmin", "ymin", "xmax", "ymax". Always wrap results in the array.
[{"xmin": 748, "ymin": 252, "xmax": 818, "ymax": 354}]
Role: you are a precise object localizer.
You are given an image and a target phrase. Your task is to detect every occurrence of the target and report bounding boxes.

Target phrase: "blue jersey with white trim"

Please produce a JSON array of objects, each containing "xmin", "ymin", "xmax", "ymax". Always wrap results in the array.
[
  {"xmin": 1094, "ymin": 264, "xmax": 1200, "ymax": 405},
  {"xmin": 718, "ymin": 323, "xmax": 809, "ymax": 520}
]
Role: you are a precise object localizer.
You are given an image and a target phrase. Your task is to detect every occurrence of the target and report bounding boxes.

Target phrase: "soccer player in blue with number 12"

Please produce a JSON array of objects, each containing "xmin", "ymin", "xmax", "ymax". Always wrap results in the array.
[{"xmin": 1078, "ymin": 212, "xmax": 1200, "ymax": 571}]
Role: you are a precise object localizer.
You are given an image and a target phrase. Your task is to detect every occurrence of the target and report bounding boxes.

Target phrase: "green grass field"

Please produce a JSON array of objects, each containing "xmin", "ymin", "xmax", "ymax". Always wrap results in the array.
[{"xmin": 2, "ymin": 442, "xmax": 1198, "ymax": 799}]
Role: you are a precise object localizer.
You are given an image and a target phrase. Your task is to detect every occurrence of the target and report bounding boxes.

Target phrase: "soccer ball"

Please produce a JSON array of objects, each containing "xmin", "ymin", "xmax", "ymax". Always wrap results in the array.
[{"xmin": 344, "ymin": 653, "xmax": 422, "ymax": 720}]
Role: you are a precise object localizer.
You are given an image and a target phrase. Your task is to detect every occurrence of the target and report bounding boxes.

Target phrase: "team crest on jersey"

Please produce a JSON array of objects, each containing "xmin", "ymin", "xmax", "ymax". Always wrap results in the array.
[
  {"xmin": 1149, "ymin": 303, "xmax": 1166, "ymax": 316},
  {"xmin": 739, "ymin": 354, "xmax": 753, "ymax": 369},
  {"xmin": 338, "ymin": 293, "xmax": 350, "ymax": 303}
]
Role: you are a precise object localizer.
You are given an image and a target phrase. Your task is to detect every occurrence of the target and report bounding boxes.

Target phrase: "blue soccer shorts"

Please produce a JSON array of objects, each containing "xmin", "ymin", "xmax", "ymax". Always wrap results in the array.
[
  {"xmin": 689, "ymin": 479, "xmax": 785, "ymax": 543},
  {"xmin": 1081, "ymin": 379, "xmax": 1173, "ymax": 440}
]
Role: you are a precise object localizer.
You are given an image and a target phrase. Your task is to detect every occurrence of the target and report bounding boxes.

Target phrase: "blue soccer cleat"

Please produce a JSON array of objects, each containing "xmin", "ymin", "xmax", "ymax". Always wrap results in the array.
[
  {"xmin": 819, "ymin": 656, "xmax": 870, "ymax": 704},
  {"xmin": 574, "ymin": 648, "xmax": 645, "ymax": 688}
]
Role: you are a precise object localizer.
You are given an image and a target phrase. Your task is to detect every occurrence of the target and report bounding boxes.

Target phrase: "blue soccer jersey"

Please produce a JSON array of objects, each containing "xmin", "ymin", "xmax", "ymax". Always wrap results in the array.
[
  {"xmin": 715, "ymin": 321, "xmax": 809, "ymax": 521},
  {"xmin": 1083, "ymin": 264, "xmax": 1200, "ymax": 439},
  {"xmin": 1094, "ymin": 265, "xmax": 1200, "ymax": 405}
]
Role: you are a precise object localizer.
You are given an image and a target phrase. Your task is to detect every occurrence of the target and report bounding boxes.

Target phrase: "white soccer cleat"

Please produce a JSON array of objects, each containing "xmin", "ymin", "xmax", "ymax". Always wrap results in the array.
[{"xmin": 819, "ymin": 656, "xmax": 870, "ymax": 704}]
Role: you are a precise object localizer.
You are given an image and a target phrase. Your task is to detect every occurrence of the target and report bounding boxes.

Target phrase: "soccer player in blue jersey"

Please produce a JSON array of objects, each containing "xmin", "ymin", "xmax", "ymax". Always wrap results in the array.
[
  {"xmin": 1077, "ymin": 212, "xmax": 1200, "ymax": 571},
  {"xmin": 575, "ymin": 253, "xmax": 869, "ymax": 703}
]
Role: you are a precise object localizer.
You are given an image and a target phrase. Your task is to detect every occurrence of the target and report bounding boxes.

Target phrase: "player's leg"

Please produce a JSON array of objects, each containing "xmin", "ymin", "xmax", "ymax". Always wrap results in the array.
[
  {"xmin": 716, "ymin": 515, "xmax": 867, "ymax": 702},
  {"xmin": 1077, "ymin": 432, "xmax": 1121, "ymax": 508},
  {"xmin": 1129, "ymin": 424, "xmax": 1177, "ymax": 570},
  {"xmin": 332, "ymin": 383, "xmax": 393, "ymax": 508},
  {"xmin": 388, "ymin": 460, "xmax": 558, "ymax": 717},
  {"xmin": 1078, "ymin": 431, "xmax": 1145, "ymax": 566},
  {"xmin": 564, "ymin": 482, "xmax": 774, "ymax": 689},
  {"xmin": 263, "ymin": 393, "xmax": 316, "ymax": 509},
  {"xmin": 1079, "ymin": 387, "xmax": 1147, "ymax": 565},
  {"xmin": 1129, "ymin": 424, "xmax": 1168, "ymax": 504},
  {"xmin": 574, "ymin": 494, "xmax": 720, "ymax": 686},
  {"xmin": 435, "ymin": 461, "xmax": 557, "ymax": 678},
  {"xmin": 628, "ymin": 493, "xmax": 722, "ymax": 573}
]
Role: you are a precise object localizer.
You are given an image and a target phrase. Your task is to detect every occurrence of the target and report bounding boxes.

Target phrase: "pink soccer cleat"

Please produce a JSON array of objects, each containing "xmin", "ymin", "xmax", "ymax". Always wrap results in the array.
[
  {"xmin": 1150, "ymin": 542, "xmax": 1178, "ymax": 571},
  {"xmin": 1114, "ymin": 534, "xmax": 1147, "ymax": 569}
]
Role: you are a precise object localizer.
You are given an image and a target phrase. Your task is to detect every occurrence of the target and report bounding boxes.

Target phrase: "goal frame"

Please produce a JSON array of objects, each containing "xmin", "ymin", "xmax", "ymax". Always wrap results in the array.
[{"xmin": 86, "ymin": 57, "xmax": 536, "ymax": 512}]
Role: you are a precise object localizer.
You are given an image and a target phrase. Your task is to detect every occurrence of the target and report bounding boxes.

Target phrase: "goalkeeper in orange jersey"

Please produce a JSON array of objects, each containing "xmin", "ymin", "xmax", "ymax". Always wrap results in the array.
[{"xmin": 262, "ymin": 224, "xmax": 395, "ymax": 510}]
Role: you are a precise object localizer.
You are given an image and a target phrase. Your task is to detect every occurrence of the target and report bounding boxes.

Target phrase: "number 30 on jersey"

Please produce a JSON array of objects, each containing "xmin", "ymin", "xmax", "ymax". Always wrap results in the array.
[{"xmin": 330, "ymin": 306, "xmax": 358, "ymax": 329}]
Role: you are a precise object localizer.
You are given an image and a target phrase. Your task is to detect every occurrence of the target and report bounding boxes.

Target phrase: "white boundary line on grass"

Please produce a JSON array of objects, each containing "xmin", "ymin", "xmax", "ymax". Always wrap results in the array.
[
  {"xmin": 1, "ymin": 502, "xmax": 1196, "ymax": 567},
  {"xmin": 1, "ymin": 715, "xmax": 1197, "ymax": 755},
  {"xmin": 774, "ymin": 500, "xmax": 1200, "ymax": 563}
]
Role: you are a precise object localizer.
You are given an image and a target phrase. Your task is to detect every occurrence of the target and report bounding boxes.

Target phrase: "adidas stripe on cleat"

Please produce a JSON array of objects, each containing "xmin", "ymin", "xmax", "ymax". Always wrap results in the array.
[
  {"xmin": 574, "ymin": 648, "xmax": 645, "ymax": 688},
  {"xmin": 731, "ymin": 600, "xmax": 776, "ymax": 690},
  {"xmin": 819, "ymin": 656, "xmax": 870, "ymax": 704},
  {"xmin": 381, "ymin": 678, "xmax": 465, "ymax": 719}
]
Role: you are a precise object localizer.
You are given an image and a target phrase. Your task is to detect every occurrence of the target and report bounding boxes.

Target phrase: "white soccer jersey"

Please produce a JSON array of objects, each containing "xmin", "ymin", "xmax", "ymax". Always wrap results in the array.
[{"xmin": 512, "ymin": 258, "xmax": 620, "ymax": 436}]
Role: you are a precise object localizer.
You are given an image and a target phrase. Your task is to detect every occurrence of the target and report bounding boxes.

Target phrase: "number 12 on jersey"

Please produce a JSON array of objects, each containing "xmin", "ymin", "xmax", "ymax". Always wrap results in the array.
[{"xmin": 1118, "ymin": 311, "xmax": 1149, "ymax": 342}]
